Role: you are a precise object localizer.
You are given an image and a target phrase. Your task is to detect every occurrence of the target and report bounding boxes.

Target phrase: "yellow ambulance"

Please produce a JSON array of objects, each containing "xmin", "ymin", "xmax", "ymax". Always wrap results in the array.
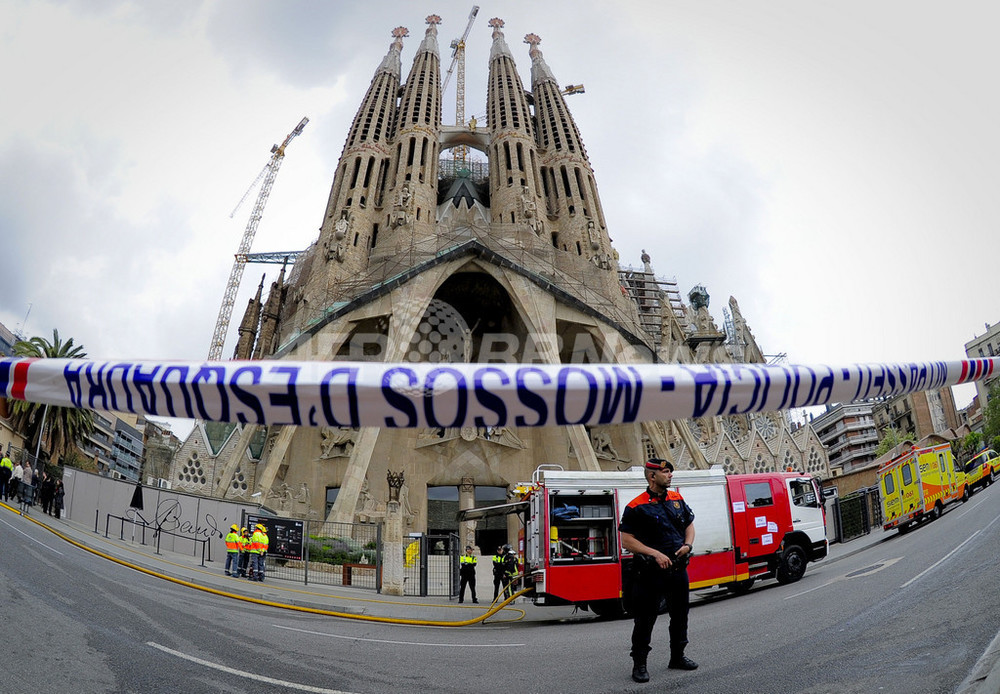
[
  {"xmin": 879, "ymin": 440, "xmax": 967, "ymax": 534},
  {"xmin": 965, "ymin": 449, "xmax": 1000, "ymax": 493}
]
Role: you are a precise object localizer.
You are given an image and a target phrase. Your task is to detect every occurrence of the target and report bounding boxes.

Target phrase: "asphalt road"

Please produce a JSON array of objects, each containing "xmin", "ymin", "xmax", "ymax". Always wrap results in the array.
[{"xmin": 3, "ymin": 484, "xmax": 999, "ymax": 694}]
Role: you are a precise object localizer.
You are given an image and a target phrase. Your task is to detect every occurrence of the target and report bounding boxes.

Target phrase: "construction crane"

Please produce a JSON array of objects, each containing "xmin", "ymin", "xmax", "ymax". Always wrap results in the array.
[
  {"xmin": 207, "ymin": 117, "xmax": 308, "ymax": 361},
  {"xmin": 442, "ymin": 5, "xmax": 479, "ymax": 165}
]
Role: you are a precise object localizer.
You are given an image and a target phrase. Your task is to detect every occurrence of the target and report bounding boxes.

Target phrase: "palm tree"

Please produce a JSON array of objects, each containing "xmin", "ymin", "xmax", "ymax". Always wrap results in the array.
[{"xmin": 9, "ymin": 329, "xmax": 95, "ymax": 467}]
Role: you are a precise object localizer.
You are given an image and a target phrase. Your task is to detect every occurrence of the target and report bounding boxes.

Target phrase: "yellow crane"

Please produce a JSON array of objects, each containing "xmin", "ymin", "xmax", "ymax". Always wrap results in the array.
[
  {"xmin": 207, "ymin": 117, "xmax": 308, "ymax": 361},
  {"xmin": 442, "ymin": 6, "xmax": 479, "ymax": 165}
]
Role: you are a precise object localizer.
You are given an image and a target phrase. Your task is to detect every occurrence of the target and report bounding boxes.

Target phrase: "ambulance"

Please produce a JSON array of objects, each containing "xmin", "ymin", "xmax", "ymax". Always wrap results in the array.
[
  {"xmin": 964, "ymin": 448, "xmax": 1000, "ymax": 494},
  {"xmin": 879, "ymin": 440, "xmax": 967, "ymax": 533},
  {"xmin": 460, "ymin": 465, "xmax": 828, "ymax": 617}
]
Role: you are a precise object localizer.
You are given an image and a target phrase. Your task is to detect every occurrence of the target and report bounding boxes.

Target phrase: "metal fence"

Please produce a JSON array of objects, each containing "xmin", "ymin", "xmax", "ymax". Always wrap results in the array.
[
  {"xmin": 246, "ymin": 516, "xmax": 383, "ymax": 590},
  {"xmin": 832, "ymin": 487, "xmax": 883, "ymax": 543},
  {"xmin": 402, "ymin": 533, "xmax": 459, "ymax": 598}
]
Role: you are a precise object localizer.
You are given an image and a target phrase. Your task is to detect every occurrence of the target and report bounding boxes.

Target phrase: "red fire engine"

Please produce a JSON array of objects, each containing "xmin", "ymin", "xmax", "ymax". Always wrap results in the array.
[{"xmin": 463, "ymin": 466, "xmax": 827, "ymax": 617}]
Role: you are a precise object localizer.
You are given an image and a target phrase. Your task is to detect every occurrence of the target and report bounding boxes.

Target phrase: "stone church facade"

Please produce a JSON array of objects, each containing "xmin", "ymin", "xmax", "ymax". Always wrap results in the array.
[{"xmin": 169, "ymin": 15, "xmax": 829, "ymax": 548}]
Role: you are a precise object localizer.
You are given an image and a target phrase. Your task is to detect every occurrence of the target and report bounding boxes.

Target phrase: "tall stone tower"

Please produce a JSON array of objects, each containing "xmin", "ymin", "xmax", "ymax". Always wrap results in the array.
[{"xmin": 168, "ymin": 14, "xmax": 830, "ymax": 548}]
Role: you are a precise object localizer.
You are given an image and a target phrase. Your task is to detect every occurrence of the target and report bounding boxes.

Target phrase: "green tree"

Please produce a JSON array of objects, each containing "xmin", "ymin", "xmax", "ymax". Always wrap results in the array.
[
  {"xmin": 983, "ymin": 384, "xmax": 1000, "ymax": 443},
  {"xmin": 960, "ymin": 431, "xmax": 984, "ymax": 463},
  {"xmin": 875, "ymin": 425, "xmax": 916, "ymax": 457},
  {"xmin": 9, "ymin": 330, "xmax": 95, "ymax": 467}
]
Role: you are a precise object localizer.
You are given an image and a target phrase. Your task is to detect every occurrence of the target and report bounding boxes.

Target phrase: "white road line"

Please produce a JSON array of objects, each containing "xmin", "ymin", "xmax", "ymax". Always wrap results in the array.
[
  {"xmin": 0, "ymin": 518, "xmax": 64, "ymax": 554},
  {"xmin": 901, "ymin": 530, "xmax": 981, "ymax": 588},
  {"xmin": 147, "ymin": 642, "xmax": 359, "ymax": 694},
  {"xmin": 274, "ymin": 624, "xmax": 525, "ymax": 648}
]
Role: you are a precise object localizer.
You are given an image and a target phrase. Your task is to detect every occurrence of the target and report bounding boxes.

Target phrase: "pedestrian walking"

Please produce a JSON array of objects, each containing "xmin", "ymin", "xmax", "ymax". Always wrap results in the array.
[
  {"xmin": 224, "ymin": 524, "xmax": 241, "ymax": 576},
  {"xmin": 619, "ymin": 458, "xmax": 697, "ymax": 684},
  {"xmin": 458, "ymin": 545, "xmax": 479, "ymax": 604},
  {"xmin": 21, "ymin": 462, "xmax": 34, "ymax": 503},
  {"xmin": 12, "ymin": 460, "xmax": 23, "ymax": 501}
]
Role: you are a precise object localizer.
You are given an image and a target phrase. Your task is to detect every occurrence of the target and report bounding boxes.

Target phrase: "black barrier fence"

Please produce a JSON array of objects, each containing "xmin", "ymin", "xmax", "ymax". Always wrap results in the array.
[
  {"xmin": 832, "ymin": 487, "xmax": 883, "ymax": 543},
  {"xmin": 99, "ymin": 510, "xmax": 212, "ymax": 566},
  {"xmin": 403, "ymin": 533, "xmax": 460, "ymax": 598}
]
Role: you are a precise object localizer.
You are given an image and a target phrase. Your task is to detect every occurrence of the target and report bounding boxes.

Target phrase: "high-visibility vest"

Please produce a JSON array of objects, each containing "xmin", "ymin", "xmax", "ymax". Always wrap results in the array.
[
  {"xmin": 239, "ymin": 534, "xmax": 250, "ymax": 552},
  {"xmin": 461, "ymin": 555, "xmax": 477, "ymax": 568},
  {"xmin": 0, "ymin": 456, "xmax": 12, "ymax": 471},
  {"xmin": 225, "ymin": 531, "xmax": 240, "ymax": 552},
  {"xmin": 250, "ymin": 530, "xmax": 266, "ymax": 554},
  {"xmin": 259, "ymin": 532, "xmax": 269, "ymax": 553}
]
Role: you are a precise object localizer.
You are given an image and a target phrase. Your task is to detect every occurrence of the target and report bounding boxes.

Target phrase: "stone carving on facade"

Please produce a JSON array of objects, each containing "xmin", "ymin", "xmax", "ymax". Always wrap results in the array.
[
  {"xmin": 590, "ymin": 427, "xmax": 629, "ymax": 462},
  {"xmin": 355, "ymin": 478, "xmax": 387, "ymax": 522},
  {"xmin": 268, "ymin": 482, "xmax": 293, "ymax": 513},
  {"xmin": 586, "ymin": 219, "xmax": 600, "ymax": 251},
  {"xmin": 591, "ymin": 252, "xmax": 614, "ymax": 271},
  {"xmin": 390, "ymin": 183, "xmax": 412, "ymax": 229},
  {"xmin": 521, "ymin": 185, "xmax": 542, "ymax": 235},
  {"xmin": 294, "ymin": 482, "xmax": 310, "ymax": 509},
  {"xmin": 318, "ymin": 426, "xmax": 357, "ymax": 458},
  {"xmin": 482, "ymin": 425, "xmax": 525, "ymax": 449},
  {"xmin": 325, "ymin": 210, "xmax": 350, "ymax": 263},
  {"xmin": 415, "ymin": 426, "xmax": 458, "ymax": 448}
]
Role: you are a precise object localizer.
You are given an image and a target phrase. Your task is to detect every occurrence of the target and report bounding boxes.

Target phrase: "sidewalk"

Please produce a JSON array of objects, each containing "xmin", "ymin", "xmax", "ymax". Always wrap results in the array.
[{"xmin": 5, "ymin": 504, "xmax": 537, "ymax": 626}]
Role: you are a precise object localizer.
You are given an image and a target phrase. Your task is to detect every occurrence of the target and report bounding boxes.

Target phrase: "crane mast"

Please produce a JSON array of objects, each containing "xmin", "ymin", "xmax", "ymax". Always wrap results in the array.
[
  {"xmin": 442, "ymin": 6, "xmax": 479, "ymax": 165},
  {"xmin": 207, "ymin": 116, "xmax": 308, "ymax": 361}
]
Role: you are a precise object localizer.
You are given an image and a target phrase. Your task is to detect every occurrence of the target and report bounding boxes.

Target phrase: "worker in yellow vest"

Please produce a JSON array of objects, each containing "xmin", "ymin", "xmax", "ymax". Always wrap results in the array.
[
  {"xmin": 0, "ymin": 454, "xmax": 13, "ymax": 502},
  {"xmin": 224, "ymin": 524, "xmax": 241, "ymax": 576},
  {"xmin": 459, "ymin": 545, "xmax": 479, "ymax": 604},
  {"xmin": 238, "ymin": 527, "xmax": 251, "ymax": 577},
  {"xmin": 249, "ymin": 523, "xmax": 269, "ymax": 582}
]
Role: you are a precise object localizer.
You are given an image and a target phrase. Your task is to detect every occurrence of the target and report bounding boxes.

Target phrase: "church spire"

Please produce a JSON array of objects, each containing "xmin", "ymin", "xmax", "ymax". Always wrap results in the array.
[
  {"xmin": 380, "ymin": 15, "xmax": 444, "ymax": 250},
  {"xmin": 486, "ymin": 18, "xmax": 544, "ymax": 241}
]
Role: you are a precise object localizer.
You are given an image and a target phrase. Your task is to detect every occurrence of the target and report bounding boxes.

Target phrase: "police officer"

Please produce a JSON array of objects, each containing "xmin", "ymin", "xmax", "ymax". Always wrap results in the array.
[
  {"xmin": 458, "ymin": 545, "xmax": 479, "ymax": 604},
  {"xmin": 0, "ymin": 452, "xmax": 13, "ymax": 502},
  {"xmin": 619, "ymin": 458, "xmax": 697, "ymax": 684}
]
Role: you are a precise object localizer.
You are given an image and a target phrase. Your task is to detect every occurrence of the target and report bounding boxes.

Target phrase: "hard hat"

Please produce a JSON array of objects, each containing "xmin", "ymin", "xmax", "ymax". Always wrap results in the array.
[
  {"xmin": 503, "ymin": 544, "xmax": 512, "ymax": 552},
  {"xmin": 231, "ymin": 524, "xmax": 239, "ymax": 531},
  {"xmin": 241, "ymin": 527, "xmax": 248, "ymax": 533}
]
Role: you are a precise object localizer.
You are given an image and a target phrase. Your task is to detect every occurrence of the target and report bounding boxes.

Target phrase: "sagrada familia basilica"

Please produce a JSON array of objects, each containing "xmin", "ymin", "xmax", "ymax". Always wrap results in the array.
[{"xmin": 168, "ymin": 14, "xmax": 830, "ymax": 545}]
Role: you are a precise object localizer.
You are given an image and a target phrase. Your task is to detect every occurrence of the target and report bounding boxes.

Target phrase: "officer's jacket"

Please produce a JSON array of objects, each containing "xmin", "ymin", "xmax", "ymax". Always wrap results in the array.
[{"xmin": 619, "ymin": 488, "xmax": 694, "ymax": 556}]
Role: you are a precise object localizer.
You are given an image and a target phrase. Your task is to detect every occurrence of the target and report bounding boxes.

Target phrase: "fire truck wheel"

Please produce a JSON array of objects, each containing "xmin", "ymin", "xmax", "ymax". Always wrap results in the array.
[
  {"xmin": 775, "ymin": 545, "xmax": 807, "ymax": 585},
  {"xmin": 588, "ymin": 599, "xmax": 626, "ymax": 619}
]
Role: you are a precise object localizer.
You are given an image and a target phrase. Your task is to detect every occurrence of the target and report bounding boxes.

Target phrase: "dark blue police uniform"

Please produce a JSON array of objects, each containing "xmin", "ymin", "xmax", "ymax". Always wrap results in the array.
[{"xmin": 620, "ymin": 486, "xmax": 695, "ymax": 667}]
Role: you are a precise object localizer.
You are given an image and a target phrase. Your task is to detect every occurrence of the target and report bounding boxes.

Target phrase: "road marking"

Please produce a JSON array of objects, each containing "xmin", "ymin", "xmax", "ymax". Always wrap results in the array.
[
  {"xmin": 901, "ymin": 510, "xmax": 1000, "ymax": 589},
  {"xmin": 147, "ymin": 642, "xmax": 359, "ymax": 693},
  {"xmin": 901, "ymin": 531, "xmax": 981, "ymax": 588},
  {"xmin": 274, "ymin": 624, "xmax": 525, "ymax": 648},
  {"xmin": 0, "ymin": 517, "xmax": 64, "ymax": 554},
  {"xmin": 785, "ymin": 557, "xmax": 903, "ymax": 599}
]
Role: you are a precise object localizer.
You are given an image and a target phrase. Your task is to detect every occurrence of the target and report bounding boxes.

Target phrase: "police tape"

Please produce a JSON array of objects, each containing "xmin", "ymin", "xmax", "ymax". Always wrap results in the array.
[{"xmin": 0, "ymin": 357, "xmax": 995, "ymax": 429}]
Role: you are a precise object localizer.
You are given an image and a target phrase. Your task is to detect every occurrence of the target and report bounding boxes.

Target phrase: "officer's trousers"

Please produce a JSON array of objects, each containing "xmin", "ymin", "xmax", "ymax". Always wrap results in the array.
[{"xmin": 628, "ymin": 565, "xmax": 690, "ymax": 660}]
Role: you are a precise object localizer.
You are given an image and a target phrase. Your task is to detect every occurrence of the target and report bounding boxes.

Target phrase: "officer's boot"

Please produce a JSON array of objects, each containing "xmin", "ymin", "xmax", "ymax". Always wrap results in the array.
[
  {"xmin": 631, "ymin": 655, "xmax": 650, "ymax": 683},
  {"xmin": 668, "ymin": 644, "xmax": 698, "ymax": 671}
]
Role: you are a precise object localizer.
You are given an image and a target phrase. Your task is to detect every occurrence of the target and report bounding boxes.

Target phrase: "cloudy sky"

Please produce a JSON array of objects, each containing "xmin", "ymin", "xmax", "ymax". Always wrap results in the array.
[{"xmin": 2, "ymin": 0, "xmax": 997, "ymax": 434}]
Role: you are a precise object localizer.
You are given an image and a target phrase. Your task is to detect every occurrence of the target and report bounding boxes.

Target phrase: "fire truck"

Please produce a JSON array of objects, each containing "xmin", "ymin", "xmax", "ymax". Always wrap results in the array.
[{"xmin": 462, "ymin": 465, "xmax": 828, "ymax": 617}]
